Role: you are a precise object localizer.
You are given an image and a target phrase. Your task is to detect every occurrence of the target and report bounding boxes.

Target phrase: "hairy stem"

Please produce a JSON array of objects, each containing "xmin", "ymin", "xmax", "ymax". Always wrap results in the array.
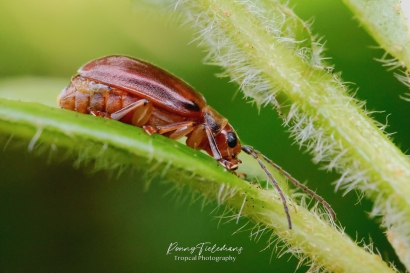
[
  {"xmin": 341, "ymin": 0, "xmax": 410, "ymax": 72},
  {"xmin": 341, "ymin": 0, "xmax": 410, "ymax": 93},
  {"xmin": 156, "ymin": 0, "xmax": 410, "ymax": 270}
]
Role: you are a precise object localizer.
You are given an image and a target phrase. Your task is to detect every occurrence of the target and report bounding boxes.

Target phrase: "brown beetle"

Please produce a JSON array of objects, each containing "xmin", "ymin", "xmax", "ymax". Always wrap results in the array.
[{"xmin": 58, "ymin": 55, "xmax": 335, "ymax": 229}]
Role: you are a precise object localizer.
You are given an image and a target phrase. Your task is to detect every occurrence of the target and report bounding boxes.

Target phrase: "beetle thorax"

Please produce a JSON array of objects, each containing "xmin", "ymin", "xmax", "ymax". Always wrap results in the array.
[{"xmin": 201, "ymin": 105, "xmax": 228, "ymax": 135}]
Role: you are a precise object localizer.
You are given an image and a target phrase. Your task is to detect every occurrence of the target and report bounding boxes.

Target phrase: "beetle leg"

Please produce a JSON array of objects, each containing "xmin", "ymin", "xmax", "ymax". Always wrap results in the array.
[
  {"xmin": 144, "ymin": 121, "xmax": 195, "ymax": 140},
  {"xmin": 89, "ymin": 110, "xmax": 108, "ymax": 118},
  {"xmin": 131, "ymin": 100, "xmax": 153, "ymax": 127},
  {"xmin": 110, "ymin": 99, "xmax": 151, "ymax": 122},
  {"xmin": 167, "ymin": 123, "xmax": 195, "ymax": 140},
  {"xmin": 235, "ymin": 172, "xmax": 247, "ymax": 179},
  {"xmin": 186, "ymin": 125, "xmax": 206, "ymax": 149}
]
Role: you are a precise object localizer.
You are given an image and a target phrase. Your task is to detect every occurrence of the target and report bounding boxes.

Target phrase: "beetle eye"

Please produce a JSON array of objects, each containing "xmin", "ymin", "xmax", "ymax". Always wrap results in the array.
[{"xmin": 227, "ymin": 132, "xmax": 238, "ymax": 148}]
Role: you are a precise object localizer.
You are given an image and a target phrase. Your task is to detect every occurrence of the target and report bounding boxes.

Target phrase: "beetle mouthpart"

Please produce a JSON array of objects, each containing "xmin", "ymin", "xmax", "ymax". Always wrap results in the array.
[
  {"xmin": 229, "ymin": 164, "xmax": 238, "ymax": 171},
  {"xmin": 218, "ymin": 159, "xmax": 238, "ymax": 171}
]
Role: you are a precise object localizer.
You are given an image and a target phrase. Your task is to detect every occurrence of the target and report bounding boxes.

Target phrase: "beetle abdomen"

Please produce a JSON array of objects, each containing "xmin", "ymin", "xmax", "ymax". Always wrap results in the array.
[{"xmin": 58, "ymin": 76, "xmax": 137, "ymax": 117}]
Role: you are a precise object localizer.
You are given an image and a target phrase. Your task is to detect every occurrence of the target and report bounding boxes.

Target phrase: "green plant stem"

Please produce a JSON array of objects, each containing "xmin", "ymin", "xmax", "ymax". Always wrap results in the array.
[
  {"xmin": 0, "ymin": 98, "xmax": 395, "ymax": 273},
  {"xmin": 162, "ymin": 0, "xmax": 410, "ymax": 270},
  {"xmin": 341, "ymin": 0, "xmax": 410, "ymax": 71}
]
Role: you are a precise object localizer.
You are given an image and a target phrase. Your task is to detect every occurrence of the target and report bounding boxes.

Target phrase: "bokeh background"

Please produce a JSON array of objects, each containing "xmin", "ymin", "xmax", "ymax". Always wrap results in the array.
[{"xmin": 0, "ymin": 0, "xmax": 409, "ymax": 272}]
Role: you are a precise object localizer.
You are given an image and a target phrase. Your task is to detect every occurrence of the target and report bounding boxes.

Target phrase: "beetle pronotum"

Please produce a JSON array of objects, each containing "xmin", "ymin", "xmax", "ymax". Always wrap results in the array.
[{"xmin": 58, "ymin": 55, "xmax": 335, "ymax": 229}]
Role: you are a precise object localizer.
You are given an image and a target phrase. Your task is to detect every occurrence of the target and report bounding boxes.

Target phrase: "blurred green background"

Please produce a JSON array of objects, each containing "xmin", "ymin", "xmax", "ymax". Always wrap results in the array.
[{"xmin": 0, "ymin": 0, "xmax": 409, "ymax": 272}]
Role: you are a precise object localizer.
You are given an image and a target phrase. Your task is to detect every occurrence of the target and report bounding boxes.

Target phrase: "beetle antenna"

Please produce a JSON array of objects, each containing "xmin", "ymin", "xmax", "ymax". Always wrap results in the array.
[
  {"xmin": 204, "ymin": 125, "xmax": 222, "ymax": 160},
  {"xmin": 242, "ymin": 145, "xmax": 336, "ymax": 220},
  {"xmin": 242, "ymin": 146, "xmax": 292, "ymax": 229}
]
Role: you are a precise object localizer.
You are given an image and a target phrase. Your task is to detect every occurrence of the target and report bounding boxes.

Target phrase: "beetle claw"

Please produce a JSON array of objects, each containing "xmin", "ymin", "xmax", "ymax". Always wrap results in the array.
[{"xmin": 143, "ymin": 125, "xmax": 157, "ymax": 135}]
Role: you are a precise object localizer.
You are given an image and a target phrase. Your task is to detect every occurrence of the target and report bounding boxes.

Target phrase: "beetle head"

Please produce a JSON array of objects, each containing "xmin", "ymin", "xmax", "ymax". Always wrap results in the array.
[
  {"xmin": 215, "ymin": 124, "xmax": 242, "ymax": 170},
  {"xmin": 200, "ymin": 106, "xmax": 242, "ymax": 170}
]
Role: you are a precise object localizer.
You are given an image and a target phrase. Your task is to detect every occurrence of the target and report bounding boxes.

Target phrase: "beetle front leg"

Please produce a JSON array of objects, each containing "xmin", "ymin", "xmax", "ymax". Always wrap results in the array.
[{"xmin": 234, "ymin": 171, "xmax": 247, "ymax": 180}]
